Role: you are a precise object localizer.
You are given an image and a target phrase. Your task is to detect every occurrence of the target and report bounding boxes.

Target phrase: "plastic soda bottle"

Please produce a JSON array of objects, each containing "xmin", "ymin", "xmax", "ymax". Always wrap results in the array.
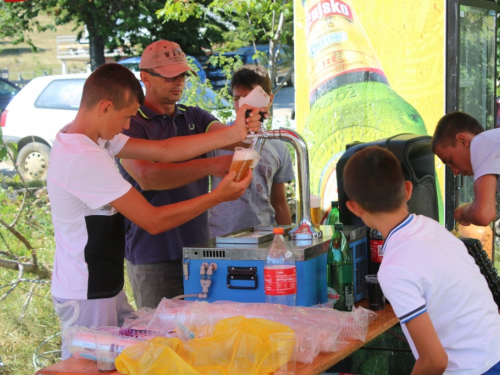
[
  {"xmin": 326, "ymin": 201, "xmax": 340, "ymax": 226},
  {"xmin": 302, "ymin": 0, "xmax": 428, "ymax": 189},
  {"xmin": 369, "ymin": 228, "xmax": 385, "ymax": 274},
  {"xmin": 327, "ymin": 223, "xmax": 354, "ymax": 311},
  {"xmin": 264, "ymin": 227, "xmax": 297, "ymax": 306}
]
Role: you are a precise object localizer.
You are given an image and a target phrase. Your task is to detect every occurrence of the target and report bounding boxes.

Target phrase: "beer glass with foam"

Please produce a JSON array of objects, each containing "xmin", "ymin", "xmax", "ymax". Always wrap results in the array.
[{"xmin": 230, "ymin": 147, "xmax": 261, "ymax": 182}]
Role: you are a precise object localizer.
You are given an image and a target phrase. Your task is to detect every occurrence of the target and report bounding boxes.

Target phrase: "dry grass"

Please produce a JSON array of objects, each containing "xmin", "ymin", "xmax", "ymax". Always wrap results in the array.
[{"xmin": 0, "ymin": 14, "xmax": 87, "ymax": 81}]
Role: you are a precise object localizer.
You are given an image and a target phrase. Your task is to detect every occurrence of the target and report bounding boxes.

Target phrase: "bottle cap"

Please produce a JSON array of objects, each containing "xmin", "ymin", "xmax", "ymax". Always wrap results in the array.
[
  {"xmin": 334, "ymin": 223, "xmax": 343, "ymax": 231},
  {"xmin": 273, "ymin": 227, "xmax": 285, "ymax": 235},
  {"xmin": 331, "ymin": 201, "xmax": 338, "ymax": 208}
]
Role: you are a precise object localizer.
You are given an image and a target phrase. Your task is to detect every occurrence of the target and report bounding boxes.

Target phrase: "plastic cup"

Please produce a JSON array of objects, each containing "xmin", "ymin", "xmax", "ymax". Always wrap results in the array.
[
  {"xmin": 93, "ymin": 326, "xmax": 120, "ymax": 372},
  {"xmin": 310, "ymin": 194, "xmax": 321, "ymax": 226},
  {"xmin": 365, "ymin": 274, "xmax": 385, "ymax": 311},
  {"xmin": 270, "ymin": 332, "xmax": 296, "ymax": 375},
  {"xmin": 229, "ymin": 147, "xmax": 261, "ymax": 182}
]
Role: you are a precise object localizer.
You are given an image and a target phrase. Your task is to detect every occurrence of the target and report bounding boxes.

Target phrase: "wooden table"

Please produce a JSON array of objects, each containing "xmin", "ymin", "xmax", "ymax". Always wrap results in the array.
[
  {"xmin": 296, "ymin": 302, "xmax": 398, "ymax": 374},
  {"xmin": 35, "ymin": 302, "xmax": 398, "ymax": 375}
]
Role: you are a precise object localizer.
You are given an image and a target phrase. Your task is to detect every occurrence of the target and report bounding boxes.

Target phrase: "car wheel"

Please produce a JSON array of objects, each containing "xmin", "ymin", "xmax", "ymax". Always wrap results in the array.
[
  {"xmin": 17, "ymin": 142, "xmax": 51, "ymax": 181},
  {"xmin": 286, "ymin": 73, "xmax": 294, "ymax": 87}
]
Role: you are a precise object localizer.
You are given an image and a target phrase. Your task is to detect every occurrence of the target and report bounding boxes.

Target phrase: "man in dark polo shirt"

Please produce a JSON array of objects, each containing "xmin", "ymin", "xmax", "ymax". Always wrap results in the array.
[{"xmin": 118, "ymin": 40, "xmax": 242, "ymax": 309}]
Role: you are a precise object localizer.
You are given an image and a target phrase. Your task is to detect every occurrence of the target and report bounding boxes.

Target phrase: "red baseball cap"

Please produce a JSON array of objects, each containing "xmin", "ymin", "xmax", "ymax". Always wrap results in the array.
[{"xmin": 140, "ymin": 40, "xmax": 196, "ymax": 77}]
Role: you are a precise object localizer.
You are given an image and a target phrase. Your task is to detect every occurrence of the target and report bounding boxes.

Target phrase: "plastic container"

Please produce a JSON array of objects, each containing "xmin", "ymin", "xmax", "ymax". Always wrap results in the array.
[
  {"xmin": 264, "ymin": 227, "xmax": 297, "ymax": 306},
  {"xmin": 310, "ymin": 194, "xmax": 321, "ymax": 227}
]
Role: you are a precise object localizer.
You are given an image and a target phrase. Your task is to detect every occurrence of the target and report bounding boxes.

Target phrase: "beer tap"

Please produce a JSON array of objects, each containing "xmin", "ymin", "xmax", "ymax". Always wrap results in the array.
[{"xmin": 247, "ymin": 128, "xmax": 323, "ymax": 240}]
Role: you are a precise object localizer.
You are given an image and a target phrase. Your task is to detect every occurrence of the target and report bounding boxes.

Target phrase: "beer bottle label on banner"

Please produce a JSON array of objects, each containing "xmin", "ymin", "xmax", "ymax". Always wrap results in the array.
[
  {"xmin": 304, "ymin": 0, "xmax": 387, "ymax": 104},
  {"xmin": 264, "ymin": 266, "xmax": 297, "ymax": 296}
]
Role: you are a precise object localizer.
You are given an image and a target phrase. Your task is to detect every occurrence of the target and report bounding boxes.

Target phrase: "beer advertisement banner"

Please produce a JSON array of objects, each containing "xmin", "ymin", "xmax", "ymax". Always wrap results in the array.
[{"xmin": 294, "ymin": 0, "xmax": 445, "ymax": 214}]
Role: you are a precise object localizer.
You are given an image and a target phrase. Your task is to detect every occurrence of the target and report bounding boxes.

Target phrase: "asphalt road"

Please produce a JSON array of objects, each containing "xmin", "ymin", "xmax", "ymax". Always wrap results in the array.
[{"xmin": 273, "ymin": 86, "xmax": 295, "ymax": 119}]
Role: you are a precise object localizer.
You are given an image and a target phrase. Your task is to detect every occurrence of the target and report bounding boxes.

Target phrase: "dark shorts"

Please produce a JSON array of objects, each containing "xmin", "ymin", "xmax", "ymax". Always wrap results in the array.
[{"xmin": 126, "ymin": 259, "xmax": 184, "ymax": 309}]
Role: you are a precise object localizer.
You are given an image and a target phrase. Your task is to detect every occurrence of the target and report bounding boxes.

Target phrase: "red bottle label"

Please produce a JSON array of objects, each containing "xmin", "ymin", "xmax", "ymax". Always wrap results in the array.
[
  {"xmin": 370, "ymin": 239, "xmax": 385, "ymax": 263},
  {"xmin": 264, "ymin": 266, "xmax": 297, "ymax": 296}
]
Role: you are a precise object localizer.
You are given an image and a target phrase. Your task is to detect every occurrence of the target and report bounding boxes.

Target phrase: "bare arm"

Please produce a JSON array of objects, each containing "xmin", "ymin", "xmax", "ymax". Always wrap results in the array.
[
  {"xmin": 208, "ymin": 122, "xmax": 253, "ymax": 150},
  {"xmin": 406, "ymin": 313, "xmax": 448, "ymax": 375},
  {"xmin": 110, "ymin": 169, "xmax": 252, "ymax": 234},
  {"xmin": 270, "ymin": 182, "xmax": 292, "ymax": 225},
  {"xmin": 116, "ymin": 105, "xmax": 262, "ymax": 162},
  {"xmin": 120, "ymin": 155, "xmax": 232, "ymax": 191},
  {"xmin": 454, "ymin": 174, "xmax": 497, "ymax": 226}
]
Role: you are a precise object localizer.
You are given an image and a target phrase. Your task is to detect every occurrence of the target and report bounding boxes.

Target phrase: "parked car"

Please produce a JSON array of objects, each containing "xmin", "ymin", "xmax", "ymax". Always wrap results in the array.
[
  {"xmin": 205, "ymin": 44, "xmax": 294, "ymax": 90},
  {"xmin": 0, "ymin": 73, "xmax": 230, "ymax": 181},
  {"xmin": 0, "ymin": 77, "xmax": 20, "ymax": 112},
  {"xmin": 237, "ymin": 44, "xmax": 295, "ymax": 87},
  {"xmin": 118, "ymin": 55, "xmax": 207, "ymax": 83}
]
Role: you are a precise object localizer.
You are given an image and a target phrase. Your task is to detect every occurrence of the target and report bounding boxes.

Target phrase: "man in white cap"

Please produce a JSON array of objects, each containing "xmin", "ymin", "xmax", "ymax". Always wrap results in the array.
[{"xmin": 118, "ymin": 40, "xmax": 256, "ymax": 309}]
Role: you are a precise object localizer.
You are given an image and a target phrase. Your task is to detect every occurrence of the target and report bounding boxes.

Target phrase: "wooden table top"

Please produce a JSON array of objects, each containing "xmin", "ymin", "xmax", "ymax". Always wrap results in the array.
[
  {"xmin": 296, "ymin": 302, "xmax": 398, "ymax": 375},
  {"xmin": 35, "ymin": 301, "xmax": 398, "ymax": 375}
]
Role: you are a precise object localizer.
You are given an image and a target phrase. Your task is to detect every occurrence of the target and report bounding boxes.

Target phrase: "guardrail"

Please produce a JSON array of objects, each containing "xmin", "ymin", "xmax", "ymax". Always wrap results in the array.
[{"xmin": 56, "ymin": 35, "xmax": 89, "ymax": 57}]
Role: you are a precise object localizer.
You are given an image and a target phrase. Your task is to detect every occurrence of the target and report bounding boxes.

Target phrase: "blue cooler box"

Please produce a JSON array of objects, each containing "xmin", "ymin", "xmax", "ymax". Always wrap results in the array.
[{"xmin": 182, "ymin": 225, "xmax": 368, "ymax": 307}]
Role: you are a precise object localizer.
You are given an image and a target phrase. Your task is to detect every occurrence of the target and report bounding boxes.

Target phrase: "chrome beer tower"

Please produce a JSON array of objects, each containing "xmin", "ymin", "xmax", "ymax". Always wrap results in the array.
[{"xmin": 247, "ymin": 128, "xmax": 323, "ymax": 240}]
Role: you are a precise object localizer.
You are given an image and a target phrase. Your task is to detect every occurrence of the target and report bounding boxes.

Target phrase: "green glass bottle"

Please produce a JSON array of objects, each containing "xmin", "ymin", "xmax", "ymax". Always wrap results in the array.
[
  {"xmin": 326, "ymin": 201, "xmax": 340, "ymax": 226},
  {"xmin": 327, "ymin": 223, "xmax": 354, "ymax": 311}
]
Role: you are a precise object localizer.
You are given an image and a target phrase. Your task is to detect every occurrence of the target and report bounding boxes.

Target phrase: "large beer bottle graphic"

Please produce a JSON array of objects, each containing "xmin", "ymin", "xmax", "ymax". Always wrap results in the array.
[{"xmin": 303, "ymin": 0, "xmax": 428, "ymax": 193}]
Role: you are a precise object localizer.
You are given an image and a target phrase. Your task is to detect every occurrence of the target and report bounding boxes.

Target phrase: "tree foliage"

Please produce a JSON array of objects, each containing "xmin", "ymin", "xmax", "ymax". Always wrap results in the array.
[
  {"xmin": 159, "ymin": 0, "xmax": 294, "ymax": 93},
  {"xmin": 0, "ymin": 0, "xmax": 231, "ymax": 70}
]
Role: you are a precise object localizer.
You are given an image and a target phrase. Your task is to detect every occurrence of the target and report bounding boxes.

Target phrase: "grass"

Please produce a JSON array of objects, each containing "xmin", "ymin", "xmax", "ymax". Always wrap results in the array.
[
  {"xmin": 0, "ymin": 15, "xmax": 88, "ymax": 82},
  {"xmin": 0, "ymin": 182, "xmax": 137, "ymax": 374}
]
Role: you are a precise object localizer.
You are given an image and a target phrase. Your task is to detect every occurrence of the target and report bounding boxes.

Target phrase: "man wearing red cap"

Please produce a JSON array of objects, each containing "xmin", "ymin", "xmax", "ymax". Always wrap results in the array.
[{"xmin": 118, "ymin": 40, "xmax": 259, "ymax": 308}]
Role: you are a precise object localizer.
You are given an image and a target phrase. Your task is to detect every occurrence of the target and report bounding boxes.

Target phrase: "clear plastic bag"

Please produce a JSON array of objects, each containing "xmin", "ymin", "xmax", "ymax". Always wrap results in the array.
[
  {"xmin": 120, "ymin": 298, "xmax": 377, "ymax": 364},
  {"xmin": 115, "ymin": 316, "xmax": 294, "ymax": 375}
]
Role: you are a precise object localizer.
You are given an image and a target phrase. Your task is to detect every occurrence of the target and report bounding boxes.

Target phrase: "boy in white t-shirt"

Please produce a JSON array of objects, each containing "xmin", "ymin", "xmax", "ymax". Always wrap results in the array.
[
  {"xmin": 343, "ymin": 146, "xmax": 500, "ymax": 375},
  {"xmin": 432, "ymin": 111, "xmax": 499, "ymax": 227},
  {"xmin": 47, "ymin": 63, "xmax": 265, "ymax": 359}
]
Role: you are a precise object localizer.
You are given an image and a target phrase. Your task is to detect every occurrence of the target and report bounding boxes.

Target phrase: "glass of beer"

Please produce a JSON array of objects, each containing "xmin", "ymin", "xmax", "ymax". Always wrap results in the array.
[{"xmin": 230, "ymin": 147, "xmax": 261, "ymax": 182}]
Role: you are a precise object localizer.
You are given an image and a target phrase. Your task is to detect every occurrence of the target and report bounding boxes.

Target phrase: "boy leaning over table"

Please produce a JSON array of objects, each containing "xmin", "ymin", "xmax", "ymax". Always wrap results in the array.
[
  {"xmin": 343, "ymin": 146, "xmax": 500, "ymax": 375},
  {"xmin": 47, "ymin": 63, "xmax": 264, "ymax": 359}
]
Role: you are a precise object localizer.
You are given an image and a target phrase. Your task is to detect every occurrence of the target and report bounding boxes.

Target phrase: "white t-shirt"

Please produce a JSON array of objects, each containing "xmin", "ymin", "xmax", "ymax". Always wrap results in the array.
[
  {"xmin": 378, "ymin": 214, "xmax": 500, "ymax": 375},
  {"xmin": 470, "ymin": 128, "xmax": 500, "ymax": 193},
  {"xmin": 47, "ymin": 128, "xmax": 132, "ymax": 300}
]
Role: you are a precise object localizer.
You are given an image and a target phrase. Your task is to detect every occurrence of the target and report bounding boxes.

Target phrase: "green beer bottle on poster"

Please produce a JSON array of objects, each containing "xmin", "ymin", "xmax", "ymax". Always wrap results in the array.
[{"xmin": 302, "ymin": 0, "xmax": 428, "ymax": 190}]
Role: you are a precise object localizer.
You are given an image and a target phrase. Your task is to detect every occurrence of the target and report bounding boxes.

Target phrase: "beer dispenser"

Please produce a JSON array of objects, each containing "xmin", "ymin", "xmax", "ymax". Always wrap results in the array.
[{"xmin": 336, "ymin": 133, "xmax": 439, "ymax": 226}]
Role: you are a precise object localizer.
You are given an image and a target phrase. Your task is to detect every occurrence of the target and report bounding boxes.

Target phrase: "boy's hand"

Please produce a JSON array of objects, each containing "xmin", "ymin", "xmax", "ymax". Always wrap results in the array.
[
  {"xmin": 233, "ymin": 104, "xmax": 268, "ymax": 138},
  {"xmin": 454, "ymin": 204, "xmax": 471, "ymax": 226},
  {"xmin": 213, "ymin": 169, "xmax": 252, "ymax": 202},
  {"xmin": 208, "ymin": 155, "xmax": 233, "ymax": 178}
]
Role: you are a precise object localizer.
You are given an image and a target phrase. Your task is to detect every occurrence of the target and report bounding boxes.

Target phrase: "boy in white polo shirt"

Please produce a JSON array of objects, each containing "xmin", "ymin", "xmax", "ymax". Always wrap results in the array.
[{"xmin": 343, "ymin": 146, "xmax": 500, "ymax": 375}]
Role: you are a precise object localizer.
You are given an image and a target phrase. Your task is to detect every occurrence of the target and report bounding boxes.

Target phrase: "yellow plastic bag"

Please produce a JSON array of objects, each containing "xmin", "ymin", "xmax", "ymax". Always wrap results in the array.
[{"xmin": 115, "ymin": 316, "xmax": 294, "ymax": 375}]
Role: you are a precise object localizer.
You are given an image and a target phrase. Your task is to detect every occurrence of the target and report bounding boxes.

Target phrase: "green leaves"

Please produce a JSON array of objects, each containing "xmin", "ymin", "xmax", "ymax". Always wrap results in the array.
[{"xmin": 159, "ymin": 0, "xmax": 205, "ymax": 22}]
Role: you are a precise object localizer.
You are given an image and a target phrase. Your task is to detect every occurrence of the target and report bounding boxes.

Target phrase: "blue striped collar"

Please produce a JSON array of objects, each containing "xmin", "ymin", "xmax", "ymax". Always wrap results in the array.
[{"xmin": 382, "ymin": 214, "xmax": 414, "ymax": 254}]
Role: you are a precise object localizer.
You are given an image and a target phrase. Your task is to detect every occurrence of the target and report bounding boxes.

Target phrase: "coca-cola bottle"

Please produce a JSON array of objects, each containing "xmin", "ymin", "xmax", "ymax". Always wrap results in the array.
[
  {"xmin": 369, "ymin": 228, "xmax": 385, "ymax": 274},
  {"xmin": 264, "ymin": 227, "xmax": 297, "ymax": 306}
]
